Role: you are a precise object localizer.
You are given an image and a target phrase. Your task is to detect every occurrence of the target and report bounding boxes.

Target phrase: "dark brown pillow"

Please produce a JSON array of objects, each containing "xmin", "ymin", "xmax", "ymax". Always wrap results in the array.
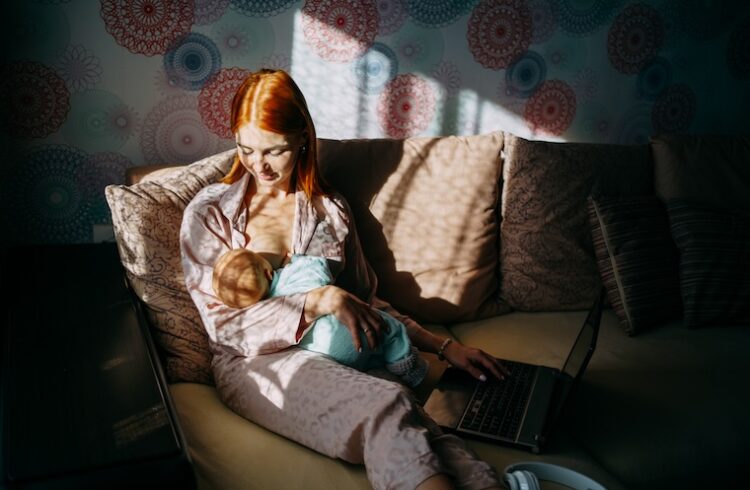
[
  {"xmin": 668, "ymin": 200, "xmax": 750, "ymax": 327},
  {"xmin": 499, "ymin": 133, "xmax": 654, "ymax": 311},
  {"xmin": 588, "ymin": 195, "xmax": 682, "ymax": 335}
]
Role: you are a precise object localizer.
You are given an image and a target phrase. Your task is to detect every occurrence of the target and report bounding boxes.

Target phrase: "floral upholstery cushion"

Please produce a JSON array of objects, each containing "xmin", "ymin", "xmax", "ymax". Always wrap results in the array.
[
  {"xmin": 105, "ymin": 149, "xmax": 234, "ymax": 384},
  {"xmin": 499, "ymin": 134, "xmax": 653, "ymax": 311}
]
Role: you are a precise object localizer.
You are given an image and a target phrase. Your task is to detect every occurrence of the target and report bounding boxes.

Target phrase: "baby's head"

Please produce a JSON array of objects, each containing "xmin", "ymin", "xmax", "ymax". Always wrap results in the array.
[{"xmin": 213, "ymin": 249, "xmax": 273, "ymax": 308}]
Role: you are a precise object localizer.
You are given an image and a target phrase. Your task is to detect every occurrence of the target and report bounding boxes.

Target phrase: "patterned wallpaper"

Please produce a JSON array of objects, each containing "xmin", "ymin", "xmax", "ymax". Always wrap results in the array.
[{"xmin": 1, "ymin": 0, "xmax": 748, "ymax": 245}]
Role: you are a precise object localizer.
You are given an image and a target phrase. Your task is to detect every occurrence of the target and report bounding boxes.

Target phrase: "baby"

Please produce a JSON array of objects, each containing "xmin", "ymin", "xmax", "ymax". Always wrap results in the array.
[{"xmin": 212, "ymin": 248, "xmax": 429, "ymax": 387}]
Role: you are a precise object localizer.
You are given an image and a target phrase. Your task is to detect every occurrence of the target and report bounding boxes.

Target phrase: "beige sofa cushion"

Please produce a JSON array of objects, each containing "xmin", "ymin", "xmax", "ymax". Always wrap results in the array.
[
  {"xmin": 499, "ymin": 134, "xmax": 653, "ymax": 311},
  {"xmin": 170, "ymin": 319, "xmax": 626, "ymax": 490},
  {"xmin": 319, "ymin": 133, "xmax": 509, "ymax": 324},
  {"xmin": 170, "ymin": 382, "xmax": 370, "ymax": 490},
  {"xmin": 105, "ymin": 149, "xmax": 234, "ymax": 384},
  {"xmin": 652, "ymin": 133, "xmax": 750, "ymax": 212},
  {"xmin": 170, "ymin": 322, "xmax": 454, "ymax": 490},
  {"xmin": 170, "ymin": 380, "xmax": 625, "ymax": 490},
  {"xmin": 449, "ymin": 310, "xmax": 750, "ymax": 490}
]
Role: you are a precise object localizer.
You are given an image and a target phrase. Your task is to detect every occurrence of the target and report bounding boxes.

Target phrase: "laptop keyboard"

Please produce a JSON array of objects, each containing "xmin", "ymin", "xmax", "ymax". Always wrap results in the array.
[{"xmin": 457, "ymin": 361, "xmax": 536, "ymax": 439}]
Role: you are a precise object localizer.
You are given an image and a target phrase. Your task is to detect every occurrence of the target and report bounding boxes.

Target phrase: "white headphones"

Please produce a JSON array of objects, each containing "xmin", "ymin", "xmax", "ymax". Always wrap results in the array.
[{"xmin": 504, "ymin": 462, "xmax": 607, "ymax": 490}]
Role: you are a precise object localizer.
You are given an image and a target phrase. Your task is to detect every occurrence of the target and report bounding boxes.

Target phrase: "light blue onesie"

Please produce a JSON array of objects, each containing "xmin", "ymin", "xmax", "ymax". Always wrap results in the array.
[{"xmin": 269, "ymin": 254, "xmax": 428, "ymax": 387}]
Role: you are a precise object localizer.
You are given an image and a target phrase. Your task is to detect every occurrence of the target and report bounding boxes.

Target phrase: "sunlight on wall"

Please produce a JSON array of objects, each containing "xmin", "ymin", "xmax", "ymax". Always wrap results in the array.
[
  {"xmin": 289, "ymin": 8, "xmax": 531, "ymax": 141},
  {"xmin": 2, "ymin": 1, "xmax": 747, "ymax": 246}
]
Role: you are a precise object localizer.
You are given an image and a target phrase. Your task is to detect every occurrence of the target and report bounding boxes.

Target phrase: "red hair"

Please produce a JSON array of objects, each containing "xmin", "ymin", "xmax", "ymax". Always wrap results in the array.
[{"xmin": 221, "ymin": 69, "xmax": 330, "ymax": 198}]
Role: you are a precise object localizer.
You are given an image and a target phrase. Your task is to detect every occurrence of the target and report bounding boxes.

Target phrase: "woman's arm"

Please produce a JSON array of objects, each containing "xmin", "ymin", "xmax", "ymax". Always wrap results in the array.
[{"xmin": 372, "ymin": 296, "xmax": 506, "ymax": 381}]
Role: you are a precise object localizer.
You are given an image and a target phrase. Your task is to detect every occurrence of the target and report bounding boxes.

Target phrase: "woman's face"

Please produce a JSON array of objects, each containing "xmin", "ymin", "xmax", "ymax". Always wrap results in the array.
[{"xmin": 235, "ymin": 122, "xmax": 304, "ymax": 193}]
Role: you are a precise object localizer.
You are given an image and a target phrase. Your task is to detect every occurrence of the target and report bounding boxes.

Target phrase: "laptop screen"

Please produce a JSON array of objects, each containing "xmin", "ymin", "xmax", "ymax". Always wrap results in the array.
[
  {"xmin": 561, "ymin": 320, "xmax": 595, "ymax": 379},
  {"xmin": 561, "ymin": 289, "xmax": 603, "ymax": 380}
]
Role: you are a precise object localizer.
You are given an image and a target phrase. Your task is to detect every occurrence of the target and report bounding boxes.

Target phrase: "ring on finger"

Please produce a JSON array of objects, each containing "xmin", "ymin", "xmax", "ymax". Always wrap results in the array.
[{"xmin": 363, "ymin": 327, "xmax": 372, "ymax": 334}]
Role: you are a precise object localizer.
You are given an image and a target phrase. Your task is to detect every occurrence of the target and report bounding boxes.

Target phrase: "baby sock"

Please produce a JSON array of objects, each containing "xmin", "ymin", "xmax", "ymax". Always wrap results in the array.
[{"xmin": 386, "ymin": 346, "xmax": 429, "ymax": 388}]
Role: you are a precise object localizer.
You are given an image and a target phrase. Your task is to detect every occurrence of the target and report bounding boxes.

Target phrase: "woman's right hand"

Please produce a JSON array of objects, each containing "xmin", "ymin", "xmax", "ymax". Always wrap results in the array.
[{"xmin": 303, "ymin": 285, "xmax": 386, "ymax": 351}]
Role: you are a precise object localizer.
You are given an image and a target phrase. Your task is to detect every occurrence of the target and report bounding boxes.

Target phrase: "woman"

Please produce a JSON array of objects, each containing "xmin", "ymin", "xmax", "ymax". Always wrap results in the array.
[{"xmin": 180, "ymin": 69, "xmax": 506, "ymax": 490}]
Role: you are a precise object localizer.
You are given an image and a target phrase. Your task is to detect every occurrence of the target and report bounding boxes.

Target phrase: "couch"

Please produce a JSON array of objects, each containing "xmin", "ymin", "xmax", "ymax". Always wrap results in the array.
[{"xmin": 105, "ymin": 131, "xmax": 750, "ymax": 490}]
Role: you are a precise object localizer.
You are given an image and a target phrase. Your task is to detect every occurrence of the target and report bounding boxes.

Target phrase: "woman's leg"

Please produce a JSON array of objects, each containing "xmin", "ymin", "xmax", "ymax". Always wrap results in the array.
[
  {"xmin": 428, "ymin": 433, "xmax": 503, "ymax": 490},
  {"xmin": 212, "ymin": 347, "xmax": 447, "ymax": 490}
]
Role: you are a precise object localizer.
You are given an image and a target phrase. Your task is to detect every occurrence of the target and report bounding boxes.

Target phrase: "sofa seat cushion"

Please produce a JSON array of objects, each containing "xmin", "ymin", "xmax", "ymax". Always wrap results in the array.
[
  {"xmin": 568, "ymin": 320, "xmax": 750, "ymax": 490},
  {"xmin": 170, "ymin": 322, "xmax": 625, "ymax": 490},
  {"xmin": 168, "ymin": 326, "xmax": 455, "ymax": 490},
  {"xmin": 449, "ymin": 311, "xmax": 749, "ymax": 490},
  {"xmin": 172, "ymin": 378, "xmax": 624, "ymax": 490},
  {"xmin": 170, "ymin": 382, "xmax": 369, "ymax": 490},
  {"xmin": 448, "ymin": 310, "xmax": 591, "ymax": 369}
]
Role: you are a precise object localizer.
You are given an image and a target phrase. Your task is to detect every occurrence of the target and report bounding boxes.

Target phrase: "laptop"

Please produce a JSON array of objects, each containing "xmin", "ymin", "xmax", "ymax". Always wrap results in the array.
[{"xmin": 423, "ymin": 288, "xmax": 605, "ymax": 454}]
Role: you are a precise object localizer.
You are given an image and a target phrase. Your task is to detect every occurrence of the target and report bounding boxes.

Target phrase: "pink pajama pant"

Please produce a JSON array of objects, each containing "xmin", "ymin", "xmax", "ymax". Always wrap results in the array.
[{"xmin": 212, "ymin": 347, "xmax": 501, "ymax": 490}]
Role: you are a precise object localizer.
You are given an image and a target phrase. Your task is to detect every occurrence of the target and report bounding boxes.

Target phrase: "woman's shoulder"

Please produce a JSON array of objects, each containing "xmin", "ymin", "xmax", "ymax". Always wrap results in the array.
[
  {"xmin": 316, "ymin": 191, "xmax": 353, "ymax": 222},
  {"xmin": 184, "ymin": 182, "xmax": 229, "ymax": 216},
  {"xmin": 181, "ymin": 182, "xmax": 234, "ymax": 236}
]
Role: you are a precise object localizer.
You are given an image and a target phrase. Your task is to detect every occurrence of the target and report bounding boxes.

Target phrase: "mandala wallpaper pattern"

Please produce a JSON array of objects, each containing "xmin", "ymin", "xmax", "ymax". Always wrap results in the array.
[{"xmin": 0, "ymin": 0, "xmax": 748, "ymax": 245}]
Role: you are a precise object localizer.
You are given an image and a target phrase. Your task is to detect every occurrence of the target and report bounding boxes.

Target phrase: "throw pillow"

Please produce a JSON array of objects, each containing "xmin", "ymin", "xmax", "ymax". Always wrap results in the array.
[
  {"xmin": 319, "ymin": 132, "xmax": 510, "ymax": 323},
  {"xmin": 587, "ymin": 195, "xmax": 682, "ymax": 335},
  {"xmin": 105, "ymin": 149, "xmax": 235, "ymax": 385},
  {"xmin": 667, "ymin": 200, "xmax": 750, "ymax": 327},
  {"xmin": 499, "ymin": 133, "xmax": 654, "ymax": 311}
]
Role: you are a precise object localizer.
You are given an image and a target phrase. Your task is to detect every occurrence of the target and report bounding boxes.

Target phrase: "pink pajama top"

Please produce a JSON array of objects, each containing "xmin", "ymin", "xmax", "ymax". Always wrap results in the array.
[{"xmin": 179, "ymin": 172, "xmax": 418, "ymax": 358}]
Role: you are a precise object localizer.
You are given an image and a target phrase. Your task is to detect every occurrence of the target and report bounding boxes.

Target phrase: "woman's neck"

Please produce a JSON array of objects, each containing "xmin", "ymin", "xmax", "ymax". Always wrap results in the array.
[
  {"xmin": 246, "ymin": 178, "xmax": 294, "ymax": 203},
  {"xmin": 257, "ymin": 187, "xmax": 293, "ymax": 201}
]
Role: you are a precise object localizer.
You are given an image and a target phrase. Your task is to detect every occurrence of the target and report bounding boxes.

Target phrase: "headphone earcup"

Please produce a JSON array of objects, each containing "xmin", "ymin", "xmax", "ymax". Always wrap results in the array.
[
  {"xmin": 504, "ymin": 461, "xmax": 606, "ymax": 490},
  {"xmin": 505, "ymin": 469, "xmax": 540, "ymax": 490}
]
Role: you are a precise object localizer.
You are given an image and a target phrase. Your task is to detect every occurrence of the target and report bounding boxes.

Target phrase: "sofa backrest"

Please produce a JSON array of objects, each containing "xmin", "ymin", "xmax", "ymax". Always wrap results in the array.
[
  {"xmin": 107, "ymin": 131, "xmax": 665, "ymax": 384},
  {"xmin": 652, "ymin": 133, "xmax": 750, "ymax": 212}
]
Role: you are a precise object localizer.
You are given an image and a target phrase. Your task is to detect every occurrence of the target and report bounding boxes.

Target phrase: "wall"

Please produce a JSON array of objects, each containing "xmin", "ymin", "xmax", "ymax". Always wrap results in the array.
[{"xmin": 1, "ymin": 0, "xmax": 748, "ymax": 245}]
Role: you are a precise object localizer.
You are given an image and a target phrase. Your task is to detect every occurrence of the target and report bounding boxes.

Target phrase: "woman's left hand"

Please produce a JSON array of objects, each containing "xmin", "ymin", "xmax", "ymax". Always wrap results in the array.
[{"xmin": 442, "ymin": 341, "xmax": 509, "ymax": 382}]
